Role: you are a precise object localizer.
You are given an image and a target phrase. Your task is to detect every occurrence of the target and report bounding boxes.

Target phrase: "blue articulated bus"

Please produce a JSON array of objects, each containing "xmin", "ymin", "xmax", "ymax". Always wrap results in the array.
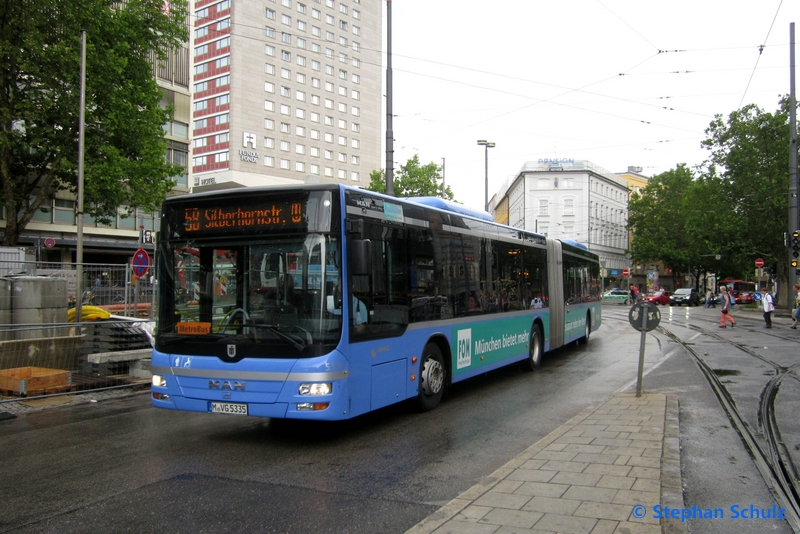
[{"xmin": 151, "ymin": 184, "xmax": 601, "ymax": 420}]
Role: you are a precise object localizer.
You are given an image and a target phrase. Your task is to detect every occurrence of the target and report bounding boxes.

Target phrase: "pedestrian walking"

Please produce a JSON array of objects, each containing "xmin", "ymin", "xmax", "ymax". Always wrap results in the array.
[
  {"xmin": 791, "ymin": 284, "xmax": 800, "ymax": 330},
  {"xmin": 705, "ymin": 289, "xmax": 715, "ymax": 308},
  {"xmin": 760, "ymin": 286, "xmax": 775, "ymax": 328},
  {"xmin": 718, "ymin": 286, "xmax": 736, "ymax": 328}
]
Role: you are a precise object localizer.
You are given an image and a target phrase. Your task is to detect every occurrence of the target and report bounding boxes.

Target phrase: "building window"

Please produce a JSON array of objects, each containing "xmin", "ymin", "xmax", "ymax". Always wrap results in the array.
[
  {"xmin": 216, "ymin": 151, "xmax": 229, "ymax": 163},
  {"xmin": 350, "ymin": 172, "xmax": 359, "ymax": 181},
  {"xmin": 266, "ymin": 26, "xmax": 276, "ymax": 38},
  {"xmin": 265, "ymin": 118, "xmax": 275, "ymax": 130},
  {"xmin": 280, "ymin": 140, "xmax": 290, "ymax": 151},
  {"xmin": 194, "ymin": 81, "xmax": 208, "ymax": 93},
  {"xmin": 280, "ymin": 159, "xmax": 290, "ymax": 169},
  {"xmin": 310, "ymin": 164, "xmax": 319, "ymax": 174},
  {"xmin": 564, "ymin": 198, "xmax": 574, "ymax": 216},
  {"xmin": 265, "ymin": 100, "xmax": 275, "ymax": 111},
  {"xmin": 265, "ymin": 63, "xmax": 275, "ymax": 74},
  {"xmin": 280, "ymin": 122, "xmax": 290, "ymax": 133},
  {"xmin": 215, "ymin": 132, "xmax": 229, "ymax": 144},
  {"xmin": 280, "ymin": 104, "xmax": 290, "ymax": 115},
  {"xmin": 296, "ymin": 125, "xmax": 305, "ymax": 136},
  {"xmin": 539, "ymin": 199, "xmax": 549, "ymax": 216},
  {"xmin": 265, "ymin": 82, "xmax": 275, "ymax": 93},
  {"xmin": 264, "ymin": 137, "xmax": 275, "ymax": 148},
  {"xmin": 265, "ymin": 156, "xmax": 274, "ymax": 166},
  {"xmin": 194, "ymin": 119, "xmax": 207, "ymax": 130}
]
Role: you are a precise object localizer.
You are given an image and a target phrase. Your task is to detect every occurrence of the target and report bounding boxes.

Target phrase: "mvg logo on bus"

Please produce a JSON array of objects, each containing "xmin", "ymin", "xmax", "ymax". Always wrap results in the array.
[{"xmin": 457, "ymin": 329, "xmax": 472, "ymax": 369}]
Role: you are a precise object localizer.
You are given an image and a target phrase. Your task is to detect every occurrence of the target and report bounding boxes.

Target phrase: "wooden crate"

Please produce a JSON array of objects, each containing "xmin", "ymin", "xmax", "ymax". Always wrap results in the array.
[{"xmin": 0, "ymin": 367, "xmax": 71, "ymax": 396}]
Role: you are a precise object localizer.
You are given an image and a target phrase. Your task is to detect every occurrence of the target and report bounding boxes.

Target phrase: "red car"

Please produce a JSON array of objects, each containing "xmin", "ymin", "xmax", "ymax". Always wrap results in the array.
[
  {"xmin": 735, "ymin": 292, "xmax": 754, "ymax": 304},
  {"xmin": 644, "ymin": 290, "xmax": 671, "ymax": 305}
]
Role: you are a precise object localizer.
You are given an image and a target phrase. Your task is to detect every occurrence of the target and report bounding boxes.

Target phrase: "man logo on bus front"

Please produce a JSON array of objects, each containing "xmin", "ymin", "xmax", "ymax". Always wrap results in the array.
[{"xmin": 227, "ymin": 344, "xmax": 236, "ymax": 358}]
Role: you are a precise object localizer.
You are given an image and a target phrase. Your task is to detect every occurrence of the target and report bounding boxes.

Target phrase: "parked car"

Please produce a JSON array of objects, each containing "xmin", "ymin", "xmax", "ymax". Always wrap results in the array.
[
  {"xmin": 734, "ymin": 292, "xmax": 754, "ymax": 304},
  {"xmin": 644, "ymin": 290, "xmax": 670, "ymax": 305},
  {"xmin": 602, "ymin": 288, "xmax": 629, "ymax": 304},
  {"xmin": 670, "ymin": 288, "xmax": 700, "ymax": 306}
]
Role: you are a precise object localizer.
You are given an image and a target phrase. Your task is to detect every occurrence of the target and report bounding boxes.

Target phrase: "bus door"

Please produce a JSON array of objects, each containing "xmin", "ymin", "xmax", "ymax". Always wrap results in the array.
[{"xmin": 546, "ymin": 239, "xmax": 565, "ymax": 349}]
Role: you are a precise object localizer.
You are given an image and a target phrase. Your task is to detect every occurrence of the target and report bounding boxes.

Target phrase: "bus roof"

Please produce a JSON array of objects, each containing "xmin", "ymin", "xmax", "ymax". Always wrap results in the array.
[{"xmin": 404, "ymin": 196, "xmax": 494, "ymax": 222}]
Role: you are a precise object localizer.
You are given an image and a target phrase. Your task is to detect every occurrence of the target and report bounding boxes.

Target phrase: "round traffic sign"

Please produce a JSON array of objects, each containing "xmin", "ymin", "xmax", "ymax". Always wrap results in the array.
[
  {"xmin": 755, "ymin": 258, "xmax": 764, "ymax": 268},
  {"xmin": 44, "ymin": 237, "xmax": 56, "ymax": 248},
  {"xmin": 132, "ymin": 248, "xmax": 150, "ymax": 278},
  {"xmin": 622, "ymin": 268, "xmax": 630, "ymax": 277},
  {"xmin": 628, "ymin": 302, "xmax": 661, "ymax": 332}
]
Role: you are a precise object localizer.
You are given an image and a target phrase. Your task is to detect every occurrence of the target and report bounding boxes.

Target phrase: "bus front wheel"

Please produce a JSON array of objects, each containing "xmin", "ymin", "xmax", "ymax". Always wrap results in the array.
[
  {"xmin": 523, "ymin": 324, "xmax": 543, "ymax": 371},
  {"xmin": 417, "ymin": 344, "xmax": 445, "ymax": 412}
]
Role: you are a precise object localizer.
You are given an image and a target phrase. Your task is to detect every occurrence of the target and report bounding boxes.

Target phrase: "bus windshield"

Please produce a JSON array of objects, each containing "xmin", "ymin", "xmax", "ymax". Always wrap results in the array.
[{"xmin": 155, "ymin": 190, "xmax": 342, "ymax": 359}]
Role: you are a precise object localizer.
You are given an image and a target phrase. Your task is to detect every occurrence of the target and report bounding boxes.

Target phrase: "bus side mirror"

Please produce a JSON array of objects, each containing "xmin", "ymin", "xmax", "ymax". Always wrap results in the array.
[{"xmin": 350, "ymin": 239, "xmax": 371, "ymax": 276}]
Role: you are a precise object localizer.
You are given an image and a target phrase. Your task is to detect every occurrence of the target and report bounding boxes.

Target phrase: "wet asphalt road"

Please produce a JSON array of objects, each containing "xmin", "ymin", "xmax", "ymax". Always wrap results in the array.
[{"xmin": 1, "ymin": 303, "xmax": 798, "ymax": 533}]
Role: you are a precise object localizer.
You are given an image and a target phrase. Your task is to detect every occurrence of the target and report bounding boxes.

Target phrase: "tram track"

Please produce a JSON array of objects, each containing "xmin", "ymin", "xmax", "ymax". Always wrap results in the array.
[{"xmin": 605, "ymin": 309, "xmax": 800, "ymax": 532}]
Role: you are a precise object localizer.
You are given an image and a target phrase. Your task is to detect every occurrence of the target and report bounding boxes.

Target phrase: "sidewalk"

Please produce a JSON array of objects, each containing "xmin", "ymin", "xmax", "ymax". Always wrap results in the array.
[{"xmin": 405, "ymin": 393, "xmax": 683, "ymax": 534}]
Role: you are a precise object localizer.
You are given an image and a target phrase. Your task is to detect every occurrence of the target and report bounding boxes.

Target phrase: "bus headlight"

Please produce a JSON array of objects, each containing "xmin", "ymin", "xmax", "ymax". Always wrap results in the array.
[
  {"xmin": 298, "ymin": 383, "xmax": 331, "ymax": 396},
  {"xmin": 152, "ymin": 374, "xmax": 167, "ymax": 387}
]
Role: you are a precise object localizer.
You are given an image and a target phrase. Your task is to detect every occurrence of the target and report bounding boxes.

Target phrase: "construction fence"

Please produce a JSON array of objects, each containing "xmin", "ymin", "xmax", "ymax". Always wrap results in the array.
[{"xmin": 0, "ymin": 261, "xmax": 155, "ymax": 400}]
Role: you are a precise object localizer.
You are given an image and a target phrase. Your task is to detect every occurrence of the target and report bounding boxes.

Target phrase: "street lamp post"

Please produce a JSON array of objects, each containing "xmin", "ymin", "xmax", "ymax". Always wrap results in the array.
[{"xmin": 477, "ymin": 140, "xmax": 495, "ymax": 213}]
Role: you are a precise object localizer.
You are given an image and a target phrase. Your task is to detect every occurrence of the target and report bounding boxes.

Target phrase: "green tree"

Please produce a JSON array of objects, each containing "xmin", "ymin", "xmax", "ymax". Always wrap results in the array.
[
  {"xmin": 629, "ymin": 99, "xmax": 794, "ymax": 303},
  {"xmin": 628, "ymin": 164, "xmax": 707, "ymax": 282},
  {"xmin": 0, "ymin": 0, "xmax": 189, "ymax": 246},
  {"xmin": 701, "ymin": 100, "xmax": 792, "ymax": 304},
  {"xmin": 367, "ymin": 155, "xmax": 454, "ymax": 200}
]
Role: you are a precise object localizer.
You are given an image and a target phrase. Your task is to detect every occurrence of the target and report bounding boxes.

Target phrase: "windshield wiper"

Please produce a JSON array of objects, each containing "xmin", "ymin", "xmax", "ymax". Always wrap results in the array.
[{"xmin": 244, "ymin": 323, "xmax": 306, "ymax": 352}]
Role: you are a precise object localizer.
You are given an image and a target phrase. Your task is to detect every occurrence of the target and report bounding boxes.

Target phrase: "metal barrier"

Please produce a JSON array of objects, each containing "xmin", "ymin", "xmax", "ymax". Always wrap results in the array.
[
  {"xmin": 0, "ymin": 320, "xmax": 153, "ymax": 399},
  {"xmin": 0, "ymin": 260, "xmax": 156, "ymax": 400}
]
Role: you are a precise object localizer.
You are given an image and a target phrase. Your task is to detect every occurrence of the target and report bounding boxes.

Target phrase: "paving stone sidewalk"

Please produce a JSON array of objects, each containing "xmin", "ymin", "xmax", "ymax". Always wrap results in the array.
[{"xmin": 405, "ymin": 393, "xmax": 682, "ymax": 534}]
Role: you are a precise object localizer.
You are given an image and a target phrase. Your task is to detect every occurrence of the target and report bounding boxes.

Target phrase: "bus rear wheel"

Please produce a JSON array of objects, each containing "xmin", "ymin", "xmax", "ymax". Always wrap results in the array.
[
  {"xmin": 523, "ymin": 324, "xmax": 543, "ymax": 371},
  {"xmin": 417, "ymin": 344, "xmax": 445, "ymax": 412},
  {"xmin": 578, "ymin": 313, "xmax": 591, "ymax": 344}
]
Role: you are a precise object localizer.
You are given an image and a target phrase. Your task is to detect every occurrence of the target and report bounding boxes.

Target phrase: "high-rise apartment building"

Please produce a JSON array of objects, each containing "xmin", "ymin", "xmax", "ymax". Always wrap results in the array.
[{"xmin": 190, "ymin": 0, "xmax": 382, "ymax": 190}]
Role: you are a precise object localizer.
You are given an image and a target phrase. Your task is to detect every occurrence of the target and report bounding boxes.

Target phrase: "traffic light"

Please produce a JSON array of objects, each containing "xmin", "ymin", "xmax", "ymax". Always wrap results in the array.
[
  {"xmin": 792, "ymin": 259, "xmax": 799, "ymax": 268},
  {"xmin": 793, "ymin": 230, "xmax": 800, "ymax": 259}
]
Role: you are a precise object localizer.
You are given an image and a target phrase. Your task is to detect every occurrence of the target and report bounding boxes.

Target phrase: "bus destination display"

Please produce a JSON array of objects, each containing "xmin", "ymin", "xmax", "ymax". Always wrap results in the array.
[{"xmin": 182, "ymin": 200, "xmax": 305, "ymax": 234}]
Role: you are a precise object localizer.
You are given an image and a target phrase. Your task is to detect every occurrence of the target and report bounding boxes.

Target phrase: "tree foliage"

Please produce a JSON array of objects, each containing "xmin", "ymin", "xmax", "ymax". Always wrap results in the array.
[
  {"xmin": 0, "ymin": 0, "xmax": 189, "ymax": 245},
  {"xmin": 628, "ymin": 99, "xmax": 793, "ymax": 302},
  {"xmin": 367, "ymin": 155, "xmax": 455, "ymax": 200}
]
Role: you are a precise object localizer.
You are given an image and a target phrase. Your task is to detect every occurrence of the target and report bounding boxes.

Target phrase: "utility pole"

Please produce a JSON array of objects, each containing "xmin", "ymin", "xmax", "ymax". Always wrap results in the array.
[
  {"xmin": 789, "ymin": 23, "xmax": 798, "ymax": 290},
  {"xmin": 385, "ymin": 0, "xmax": 394, "ymax": 196}
]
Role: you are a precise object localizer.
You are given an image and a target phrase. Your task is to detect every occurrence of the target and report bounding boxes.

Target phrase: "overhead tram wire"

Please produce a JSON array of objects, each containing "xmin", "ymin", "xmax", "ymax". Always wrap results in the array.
[
  {"xmin": 737, "ymin": 0, "xmax": 784, "ymax": 109},
  {"xmin": 194, "ymin": 13, "xmax": 770, "ymax": 130}
]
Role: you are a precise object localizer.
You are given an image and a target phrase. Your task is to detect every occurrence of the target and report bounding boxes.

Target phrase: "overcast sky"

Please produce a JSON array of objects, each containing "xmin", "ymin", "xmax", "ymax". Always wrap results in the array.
[{"xmin": 381, "ymin": 0, "xmax": 796, "ymax": 212}]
